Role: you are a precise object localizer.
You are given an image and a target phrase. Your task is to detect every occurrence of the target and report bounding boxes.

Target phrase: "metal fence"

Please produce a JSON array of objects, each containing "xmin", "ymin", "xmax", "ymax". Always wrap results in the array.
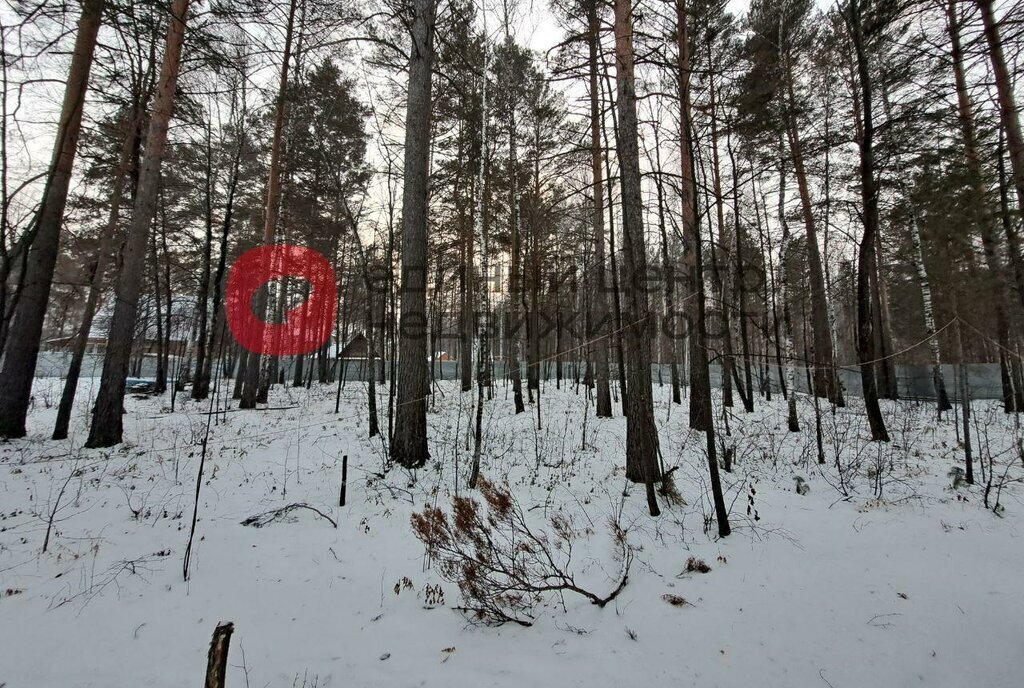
[{"xmin": 34, "ymin": 351, "xmax": 1006, "ymax": 401}]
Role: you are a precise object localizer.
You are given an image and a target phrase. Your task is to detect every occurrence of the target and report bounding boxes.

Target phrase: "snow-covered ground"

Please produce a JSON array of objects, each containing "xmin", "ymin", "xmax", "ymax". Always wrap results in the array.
[{"xmin": 1, "ymin": 376, "xmax": 1022, "ymax": 687}]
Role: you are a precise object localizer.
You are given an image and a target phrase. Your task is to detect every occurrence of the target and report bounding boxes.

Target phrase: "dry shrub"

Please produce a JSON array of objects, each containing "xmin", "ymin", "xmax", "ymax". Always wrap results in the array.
[
  {"xmin": 411, "ymin": 478, "xmax": 632, "ymax": 626},
  {"xmin": 685, "ymin": 556, "xmax": 711, "ymax": 574},
  {"xmin": 662, "ymin": 593, "xmax": 689, "ymax": 607}
]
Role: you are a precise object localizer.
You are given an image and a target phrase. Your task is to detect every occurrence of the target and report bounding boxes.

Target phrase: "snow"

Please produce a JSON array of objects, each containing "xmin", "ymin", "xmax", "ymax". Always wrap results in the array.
[{"xmin": 1, "ymin": 377, "xmax": 1022, "ymax": 687}]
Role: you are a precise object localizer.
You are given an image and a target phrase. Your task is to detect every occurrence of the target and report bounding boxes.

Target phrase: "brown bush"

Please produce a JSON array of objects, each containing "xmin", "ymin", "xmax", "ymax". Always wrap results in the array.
[
  {"xmin": 411, "ymin": 478, "xmax": 632, "ymax": 626},
  {"xmin": 685, "ymin": 556, "xmax": 711, "ymax": 573}
]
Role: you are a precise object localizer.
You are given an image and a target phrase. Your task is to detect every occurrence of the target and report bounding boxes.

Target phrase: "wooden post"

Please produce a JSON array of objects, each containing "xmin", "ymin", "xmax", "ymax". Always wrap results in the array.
[
  {"xmin": 205, "ymin": 621, "xmax": 234, "ymax": 688},
  {"xmin": 339, "ymin": 454, "xmax": 348, "ymax": 507}
]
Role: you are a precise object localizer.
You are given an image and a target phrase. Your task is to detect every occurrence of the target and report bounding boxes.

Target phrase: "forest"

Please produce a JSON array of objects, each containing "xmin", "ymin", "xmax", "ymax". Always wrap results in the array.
[{"xmin": 1, "ymin": 0, "xmax": 1023, "ymax": 685}]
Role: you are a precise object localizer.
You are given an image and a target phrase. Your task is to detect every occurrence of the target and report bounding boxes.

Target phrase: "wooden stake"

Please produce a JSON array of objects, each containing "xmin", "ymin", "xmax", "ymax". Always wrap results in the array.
[
  {"xmin": 339, "ymin": 454, "xmax": 348, "ymax": 507},
  {"xmin": 205, "ymin": 621, "xmax": 234, "ymax": 688}
]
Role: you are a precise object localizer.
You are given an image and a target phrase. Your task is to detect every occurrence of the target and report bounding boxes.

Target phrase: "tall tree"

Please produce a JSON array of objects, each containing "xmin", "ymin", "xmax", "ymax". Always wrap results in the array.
[
  {"xmin": 740, "ymin": 0, "xmax": 842, "ymax": 406},
  {"xmin": 0, "ymin": 0, "xmax": 105, "ymax": 438},
  {"xmin": 85, "ymin": 0, "xmax": 191, "ymax": 448},
  {"xmin": 976, "ymin": 0, "xmax": 1024, "ymax": 215},
  {"xmin": 587, "ymin": 0, "xmax": 613, "ymax": 418},
  {"xmin": 678, "ymin": 0, "xmax": 711, "ymax": 433},
  {"xmin": 679, "ymin": 0, "xmax": 730, "ymax": 536},
  {"xmin": 391, "ymin": 0, "xmax": 436, "ymax": 469},
  {"xmin": 842, "ymin": 0, "xmax": 891, "ymax": 441},
  {"xmin": 52, "ymin": 89, "xmax": 151, "ymax": 440},
  {"xmin": 614, "ymin": 0, "xmax": 660, "ymax": 516},
  {"xmin": 499, "ymin": 24, "xmax": 526, "ymax": 415},
  {"xmin": 905, "ymin": 191, "xmax": 951, "ymax": 414},
  {"xmin": 239, "ymin": 0, "xmax": 299, "ymax": 408},
  {"xmin": 777, "ymin": 154, "xmax": 800, "ymax": 431}
]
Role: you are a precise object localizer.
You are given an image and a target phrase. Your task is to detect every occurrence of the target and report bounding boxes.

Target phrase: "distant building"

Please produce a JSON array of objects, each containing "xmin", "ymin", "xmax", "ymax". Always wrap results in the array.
[
  {"xmin": 43, "ymin": 293, "xmax": 194, "ymax": 356},
  {"xmin": 338, "ymin": 333, "xmax": 369, "ymax": 360}
]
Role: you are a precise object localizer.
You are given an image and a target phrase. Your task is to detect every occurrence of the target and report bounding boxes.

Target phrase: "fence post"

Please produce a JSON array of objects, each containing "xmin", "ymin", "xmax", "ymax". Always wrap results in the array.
[{"xmin": 339, "ymin": 454, "xmax": 348, "ymax": 507}]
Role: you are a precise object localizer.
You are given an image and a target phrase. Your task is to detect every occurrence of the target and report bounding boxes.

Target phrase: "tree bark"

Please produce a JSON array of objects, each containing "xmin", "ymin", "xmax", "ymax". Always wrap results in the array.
[
  {"xmin": 391, "ymin": 0, "xmax": 436, "ymax": 469},
  {"xmin": 871, "ymin": 243, "xmax": 897, "ymax": 399},
  {"xmin": 599, "ymin": 72, "xmax": 629, "ymax": 415},
  {"xmin": 460, "ymin": 165, "xmax": 474, "ymax": 393},
  {"xmin": 470, "ymin": 23, "xmax": 491, "ymax": 487},
  {"xmin": 614, "ymin": 0, "xmax": 660, "ymax": 516}
]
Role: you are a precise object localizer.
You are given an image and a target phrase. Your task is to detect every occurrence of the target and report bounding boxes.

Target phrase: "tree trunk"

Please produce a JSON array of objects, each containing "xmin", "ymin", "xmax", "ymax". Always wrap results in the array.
[
  {"xmin": 652, "ymin": 124, "xmax": 681, "ymax": 406},
  {"xmin": 195, "ymin": 119, "xmax": 244, "ymax": 400},
  {"xmin": 908, "ymin": 209, "xmax": 952, "ymax": 413},
  {"xmin": 871, "ymin": 243, "xmax": 898, "ymax": 399},
  {"xmin": 470, "ymin": 26, "xmax": 490, "ymax": 487},
  {"xmin": 750, "ymin": 170, "xmax": 783, "ymax": 399},
  {"xmin": 996, "ymin": 129, "xmax": 1024, "ymax": 411},
  {"xmin": 728, "ymin": 137, "xmax": 753, "ymax": 412},
  {"xmin": 614, "ymin": 0, "xmax": 660, "ymax": 517},
  {"xmin": 53, "ymin": 104, "xmax": 143, "ymax": 440},
  {"xmin": 0, "ymin": 0, "xmax": 104, "ymax": 438},
  {"xmin": 527, "ymin": 125, "xmax": 543, "ymax": 400},
  {"xmin": 977, "ymin": 0, "xmax": 1024, "ymax": 214},
  {"xmin": 783, "ymin": 62, "xmax": 841, "ymax": 405},
  {"xmin": 344, "ymin": 205, "xmax": 380, "ymax": 438},
  {"xmin": 777, "ymin": 157, "xmax": 799, "ymax": 432},
  {"xmin": 949, "ymin": 0, "xmax": 1022, "ymax": 412},
  {"xmin": 707, "ymin": 67, "xmax": 735, "ymax": 410},
  {"xmin": 680, "ymin": 0, "xmax": 729, "ymax": 538},
  {"xmin": 391, "ymin": 0, "xmax": 436, "ymax": 469},
  {"xmin": 233, "ymin": 349, "xmax": 248, "ymax": 399},
  {"xmin": 151, "ymin": 213, "xmax": 167, "ymax": 394},
  {"xmin": 587, "ymin": 0, "xmax": 613, "ymax": 417},
  {"xmin": 86, "ymin": 0, "xmax": 191, "ymax": 448},
  {"xmin": 460, "ymin": 190, "xmax": 474, "ymax": 392},
  {"xmin": 846, "ymin": 0, "xmax": 889, "ymax": 442},
  {"xmin": 292, "ymin": 281, "xmax": 310, "ymax": 387},
  {"xmin": 240, "ymin": 0, "xmax": 298, "ymax": 409},
  {"xmin": 677, "ymin": 0, "xmax": 709, "ymax": 433},
  {"xmin": 601, "ymin": 95, "xmax": 628, "ymax": 415},
  {"xmin": 191, "ymin": 121, "xmax": 215, "ymax": 399},
  {"xmin": 506, "ymin": 38, "xmax": 526, "ymax": 415}
]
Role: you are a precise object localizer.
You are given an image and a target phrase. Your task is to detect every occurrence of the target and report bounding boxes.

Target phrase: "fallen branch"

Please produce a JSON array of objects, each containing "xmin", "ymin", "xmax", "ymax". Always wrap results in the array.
[{"xmin": 240, "ymin": 503, "xmax": 337, "ymax": 529}]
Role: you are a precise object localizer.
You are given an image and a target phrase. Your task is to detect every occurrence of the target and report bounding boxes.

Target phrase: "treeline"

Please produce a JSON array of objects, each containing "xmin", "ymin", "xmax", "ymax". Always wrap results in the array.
[{"xmin": 0, "ymin": 0, "xmax": 1022, "ymax": 525}]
